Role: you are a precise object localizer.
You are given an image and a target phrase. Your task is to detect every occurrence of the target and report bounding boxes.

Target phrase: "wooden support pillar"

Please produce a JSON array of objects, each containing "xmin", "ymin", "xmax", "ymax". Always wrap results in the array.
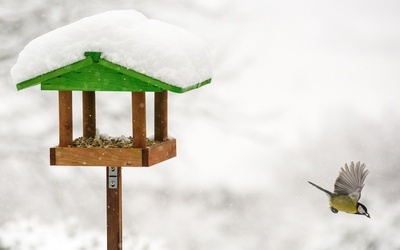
[
  {"xmin": 132, "ymin": 92, "xmax": 146, "ymax": 148},
  {"xmin": 82, "ymin": 91, "xmax": 96, "ymax": 138},
  {"xmin": 107, "ymin": 167, "xmax": 123, "ymax": 250},
  {"xmin": 154, "ymin": 90, "xmax": 168, "ymax": 141},
  {"xmin": 58, "ymin": 91, "xmax": 73, "ymax": 147}
]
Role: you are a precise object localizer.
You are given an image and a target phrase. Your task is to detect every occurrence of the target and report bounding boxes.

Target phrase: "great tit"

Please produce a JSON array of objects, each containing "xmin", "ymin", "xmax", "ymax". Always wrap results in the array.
[{"xmin": 308, "ymin": 161, "xmax": 370, "ymax": 218}]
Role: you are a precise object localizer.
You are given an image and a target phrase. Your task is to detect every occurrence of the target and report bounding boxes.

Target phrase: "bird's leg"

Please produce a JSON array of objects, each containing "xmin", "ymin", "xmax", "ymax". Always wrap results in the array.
[{"xmin": 330, "ymin": 207, "xmax": 338, "ymax": 213}]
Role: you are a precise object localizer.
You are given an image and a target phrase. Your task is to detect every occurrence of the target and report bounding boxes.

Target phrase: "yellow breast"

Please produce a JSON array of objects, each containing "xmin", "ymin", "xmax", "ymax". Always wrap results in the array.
[{"xmin": 329, "ymin": 195, "xmax": 357, "ymax": 214}]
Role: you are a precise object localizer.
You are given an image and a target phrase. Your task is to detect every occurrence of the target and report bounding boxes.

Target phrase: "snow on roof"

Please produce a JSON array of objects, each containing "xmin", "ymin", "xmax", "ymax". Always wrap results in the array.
[{"xmin": 11, "ymin": 10, "xmax": 212, "ymax": 89}]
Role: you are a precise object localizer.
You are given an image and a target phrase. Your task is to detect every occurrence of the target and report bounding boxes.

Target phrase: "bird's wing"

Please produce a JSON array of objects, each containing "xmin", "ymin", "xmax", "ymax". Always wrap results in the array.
[{"xmin": 333, "ymin": 162, "xmax": 369, "ymax": 201}]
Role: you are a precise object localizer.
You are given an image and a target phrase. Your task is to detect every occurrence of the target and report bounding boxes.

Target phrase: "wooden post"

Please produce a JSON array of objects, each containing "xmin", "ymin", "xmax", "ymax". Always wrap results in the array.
[
  {"xmin": 107, "ymin": 167, "xmax": 123, "ymax": 250},
  {"xmin": 154, "ymin": 90, "xmax": 168, "ymax": 141},
  {"xmin": 82, "ymin": 91, "xmax": 96, "ymax": 138},
  {"xmin": 58, "ymin": 91, "xmax": 73, "ymax": 147},
  {"xmin": 132, "ymin": 92, "xmax": 146, "ymax": 148}
]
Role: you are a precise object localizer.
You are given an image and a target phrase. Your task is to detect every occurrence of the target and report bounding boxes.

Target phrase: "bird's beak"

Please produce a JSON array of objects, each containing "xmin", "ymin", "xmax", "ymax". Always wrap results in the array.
[{"xmin": 365, "ymin": 213, "xmax": 370, "ymax": 218}]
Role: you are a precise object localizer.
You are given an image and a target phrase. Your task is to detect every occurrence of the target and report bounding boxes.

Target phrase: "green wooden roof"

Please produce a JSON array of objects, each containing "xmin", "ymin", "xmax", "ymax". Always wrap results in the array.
[{"xmin": 16, "ymin": 52, "xmax": 211, "ymax": 93}]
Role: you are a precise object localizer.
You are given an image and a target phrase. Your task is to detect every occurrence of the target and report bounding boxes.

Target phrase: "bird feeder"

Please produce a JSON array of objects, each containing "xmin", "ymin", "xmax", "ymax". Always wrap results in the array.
[
  {"xmin": 16, "ymin": 51, "xmax": 210, "ymax": 167},
  {"xmin": 12, "ymin": 10, "xmax": 212, "ymax": 250}
]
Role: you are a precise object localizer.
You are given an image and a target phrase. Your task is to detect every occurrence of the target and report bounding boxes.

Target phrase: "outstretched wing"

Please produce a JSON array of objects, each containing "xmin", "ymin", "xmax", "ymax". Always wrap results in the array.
[{"xmin": 334, "ymin": 162, "xmax": 369, "ymax": 201}]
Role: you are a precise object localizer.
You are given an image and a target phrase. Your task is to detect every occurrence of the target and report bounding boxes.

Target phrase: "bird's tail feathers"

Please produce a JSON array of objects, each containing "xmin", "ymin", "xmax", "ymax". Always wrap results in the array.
[{"xmin": 308, "ymin": 181, "xmax": 334, "ymax": 197}]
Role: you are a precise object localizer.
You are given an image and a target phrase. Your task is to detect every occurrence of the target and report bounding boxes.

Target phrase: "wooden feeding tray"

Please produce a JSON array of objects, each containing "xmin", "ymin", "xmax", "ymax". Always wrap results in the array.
[{"xmin": 50, "ymin": 138, "xmax": 176, "ymax": 167}]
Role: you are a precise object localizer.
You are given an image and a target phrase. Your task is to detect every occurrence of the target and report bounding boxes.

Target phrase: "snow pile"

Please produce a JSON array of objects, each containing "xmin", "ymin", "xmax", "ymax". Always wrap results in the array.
[
  {"xmin": 0, "ymin": 217, "xmax": 166, "ymax": 250},
  {"xmin": 10, "ymin": 10, "xmax": 212, "ymax": 88}
]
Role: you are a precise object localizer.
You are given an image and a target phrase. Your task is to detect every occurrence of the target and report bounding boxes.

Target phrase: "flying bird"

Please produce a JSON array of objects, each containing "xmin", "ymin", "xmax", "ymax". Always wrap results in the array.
[{"xmin": 308, "ymin": 161, "xmax": 370, "ymax": 218}]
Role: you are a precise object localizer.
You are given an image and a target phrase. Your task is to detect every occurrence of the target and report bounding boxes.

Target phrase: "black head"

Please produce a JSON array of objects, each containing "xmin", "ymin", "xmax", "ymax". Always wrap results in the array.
[{"xmin": 356, "ymin": 202, "xmax": 370, "ymax": 218}]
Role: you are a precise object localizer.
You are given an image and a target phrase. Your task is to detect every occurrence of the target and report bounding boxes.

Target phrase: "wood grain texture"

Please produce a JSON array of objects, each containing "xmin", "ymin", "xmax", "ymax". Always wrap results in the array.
[
  {"xmin": 50, "ymin": 139, "xmax": 176, "ymax": 167},
  {"xmin": 58, "ymin": 91, "xmax": 73, "ymax": 147},
  {"xmin": 17, "ymin": 57, "xmax": 93, "ymax": 91},
  {"xmin": 41, "ymin": 63, "xmax": 163, "ymax": 92},
  {"xmin": 142, "ymin": 139, "xmax": 176, "ymax": 166},
  {"xmin": 50, "ymin": 147, "xmax": 142, "ymax": 166},
  {"xmin": 82, "ymin": 91, "xmax": 96, "ymax": 138},
  {"xmin": 107, "ymin": 167, "xmax": 122, "ymax": 250},
  {"xmin": 132, "ymin": 92, "xmax": 146, "ymax": 148},
  {"xmin": 154, "ymin": 90, "xmax": 168, "ymax": 141}
]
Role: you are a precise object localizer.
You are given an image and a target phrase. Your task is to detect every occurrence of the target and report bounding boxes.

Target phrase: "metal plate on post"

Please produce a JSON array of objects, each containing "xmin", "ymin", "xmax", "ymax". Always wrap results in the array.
[{"xmin": 108, "ymin": 167, "xmax": 118, "ymax": 189}]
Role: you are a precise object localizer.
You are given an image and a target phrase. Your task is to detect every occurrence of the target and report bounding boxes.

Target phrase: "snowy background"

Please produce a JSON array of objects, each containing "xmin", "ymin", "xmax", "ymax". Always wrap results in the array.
[{"xmin": 1, "ymin": 0, "xmax": 400, "ymax": 249}]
